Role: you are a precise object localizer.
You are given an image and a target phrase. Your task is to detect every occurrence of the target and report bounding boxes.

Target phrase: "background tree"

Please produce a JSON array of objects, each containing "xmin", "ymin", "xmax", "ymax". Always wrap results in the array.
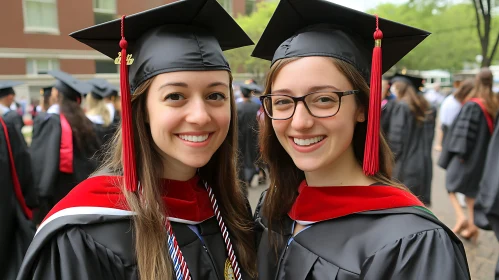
[{"xmin": 471, "ymin": 0, "xmax": 499, "ymax": 66}]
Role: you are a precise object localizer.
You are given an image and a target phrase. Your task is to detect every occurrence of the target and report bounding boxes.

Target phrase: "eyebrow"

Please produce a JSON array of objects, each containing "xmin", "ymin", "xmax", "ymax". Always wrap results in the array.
[
  {"xmin": 158, "ymin": 81, "xmax": 229, "ymax": 90},
  {"xmin": 271, "ymin": 85, "xmax": 341, "ymax": 94}
]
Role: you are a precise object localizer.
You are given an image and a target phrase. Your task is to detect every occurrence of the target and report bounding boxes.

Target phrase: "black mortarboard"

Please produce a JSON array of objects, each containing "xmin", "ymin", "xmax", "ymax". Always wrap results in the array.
[
  {"xmin": 48, "ymin": 70, "xmax": 93, "ymax": 102},
  {"xmin": 87, "ymin": 78, "xmax": 118, "ymax": 99},
  {"xmin": 251, "ymin": 0, "xmax": 430, "ymax": 82},
  {"xmin": 40, "ymin": 86, "xmax": 53, "ymax": 98},
  {"xmin": 0, "ymin": 81, "xmax": 22, "ymax": 98},
  {"xmin": 391, "ymin": 73, "xmax": 424, "ymax": 92},
  {"xmin": 70, "ymin": 0, "xmax": 253, "ymax": 93},
  {"xmin": 240, "ymin": 83, "xmax": 263, "ymax": 97}
]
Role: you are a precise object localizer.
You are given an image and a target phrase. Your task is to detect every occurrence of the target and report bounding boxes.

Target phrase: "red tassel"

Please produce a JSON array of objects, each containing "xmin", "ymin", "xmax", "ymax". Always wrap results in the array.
[
  {"xmin": 363, "ymin": 15, "xmax": 383, "ymax": 176},
  {"xmin": 119, "ymin": 15, "xmax": 137, "ymax": 192}
]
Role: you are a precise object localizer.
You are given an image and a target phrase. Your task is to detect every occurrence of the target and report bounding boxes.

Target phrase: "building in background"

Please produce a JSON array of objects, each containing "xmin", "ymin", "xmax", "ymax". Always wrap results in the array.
[{"xmin": 0, "ymin": 0, "xmax": 257, "ymax": 106}]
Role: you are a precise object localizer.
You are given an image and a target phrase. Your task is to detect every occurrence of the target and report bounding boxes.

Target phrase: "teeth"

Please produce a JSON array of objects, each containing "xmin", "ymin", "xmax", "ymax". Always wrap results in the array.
[
  {"xmin": 178, "ymin": 134, "xmax": 209, "ymax": 142},
  {"xmin": 293, "ymin": 136, "xmax": 324, "ymax": 146}
]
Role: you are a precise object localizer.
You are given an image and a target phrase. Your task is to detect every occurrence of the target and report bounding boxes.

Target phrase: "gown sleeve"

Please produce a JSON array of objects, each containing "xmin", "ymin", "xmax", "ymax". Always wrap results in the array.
[
  {"xmin": 388, "ymin": 102, "xmax": 410, "ymax": 160},
  {"xmin": 18, "ymin": 227, "xmax": 132, "ymax": 280},
  {"xmin": 360, "ymin": 228, "xmax": 470, "ymax": 280},
  {"xmin": 446, "ymin": 102, "xmax": 484, "ymax": 161}
]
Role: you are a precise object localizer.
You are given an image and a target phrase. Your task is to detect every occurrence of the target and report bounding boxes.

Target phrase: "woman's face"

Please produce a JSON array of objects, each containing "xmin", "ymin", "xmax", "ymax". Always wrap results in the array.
[
  {"xmin": 146, "ymin": 70, "xmax": 231, "ymax": 173},
  {"xmin": 271, "ymin": 57, "xmax": 364, "ymax": 173}
]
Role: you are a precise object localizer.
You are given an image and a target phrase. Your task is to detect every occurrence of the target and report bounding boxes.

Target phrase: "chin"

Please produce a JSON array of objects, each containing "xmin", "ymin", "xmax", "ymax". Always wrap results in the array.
[
  {"xmin": 178, "ymin": 155, "xmax": 213, "ymax": 169},
  {"xmin": 291, "ymin": 157, "xmax": 327, "ymax": 172}
]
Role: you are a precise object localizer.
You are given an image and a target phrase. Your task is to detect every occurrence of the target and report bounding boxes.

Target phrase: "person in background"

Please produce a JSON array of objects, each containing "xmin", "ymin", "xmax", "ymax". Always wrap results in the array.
[
  {"xmin": 439, "ymin": 67, "xmax": 499, "ymax": 242},
  {"xmin": 474, "ymin": 105, "xmax": 499, "ymax": 279},
  {"xmin": 38, "ymin": 86, "xmax": 54, "ymax": 113},
  {"xmin": 30, "ymin": 70, "xmax": 100, "ymax": 226},
  {"xmin": 389, "ymin": 74, "xmax": 436, "ymax": 206},
  {"xmin": 237, "ymin": 84, "xmax": 261, "ymax": 195},
  {"xmin": 424, "ymin": 82, "xmax": 445, "ymax": 108},
  {"xmin": 381, "ymin": 75, "xmax": 396, "ymax": 136},
  {"xmin": 0, "ymin": 81, "xmax": 25, "ymax": 135},
  {"xmin": 86, "ymin": 79, "xmax": 118, "ymax": 145}
]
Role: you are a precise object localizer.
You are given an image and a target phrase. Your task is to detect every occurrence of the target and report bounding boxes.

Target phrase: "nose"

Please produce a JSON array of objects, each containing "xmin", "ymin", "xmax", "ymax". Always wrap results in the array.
[
  {"xmin": 290, "ymin": 102, "xmax": 314, "ymax": 131},
  {"xmin": 185, "ymin": 97, "xmax": 212, "ymax": 126}
]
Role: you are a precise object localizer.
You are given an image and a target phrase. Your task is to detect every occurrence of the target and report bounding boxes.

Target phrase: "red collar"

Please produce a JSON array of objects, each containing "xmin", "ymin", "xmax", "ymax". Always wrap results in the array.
[
  {"xmin": 288, "ymin": 180, "xmax": 424, "ymax": 225},
  {"xmin": 44, "ymin": 175, "xmax": 214, "ymax": 224}
]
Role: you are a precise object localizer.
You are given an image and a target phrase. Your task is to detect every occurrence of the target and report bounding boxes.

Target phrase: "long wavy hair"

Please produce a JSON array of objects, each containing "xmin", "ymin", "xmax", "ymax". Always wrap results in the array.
[
  {"xmin": 465, "ymin": 67, "xmax": 499, "ymax": 118},
  {"xmin": 96, "ymin": 73, "xmax": 256, "ymax": 280},
  {"xmin": 58, "ymin": 93, "xmax": 99, "ymax": 153},
  {"xmin": 85, "ymin": 94, "xmax": 112, "ymax": 127},
  {"xmin": 259, "ymin": 57, "xmax": 406, "ymax": 235},
  {"xmin": 392, "ymin": 80, "xmax": 432, "ymax": 124}
]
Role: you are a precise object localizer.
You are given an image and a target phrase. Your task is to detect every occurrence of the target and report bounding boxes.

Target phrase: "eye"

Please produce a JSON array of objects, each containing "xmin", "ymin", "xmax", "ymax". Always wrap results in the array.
[
  {"xmin": 273, "ymin": 98, "xmax": 293, "ymax": 106},
  {"xmin": 207, "ymin": 92, "xmax": 227, "ymax": 101},
  {"xmin": 164, "ymin": 93, "xmax": 185, "ymax": 101}
]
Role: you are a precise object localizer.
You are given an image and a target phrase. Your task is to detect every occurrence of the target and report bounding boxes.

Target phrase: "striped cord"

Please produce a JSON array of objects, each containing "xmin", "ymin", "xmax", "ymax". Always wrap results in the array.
[
  {"xmin": 204, "ymin": 183, "xmax": 243, "ymax": 280},
  {"xmin": 165, "ymin": 220, "xmax": 192, "ymax": 280}
]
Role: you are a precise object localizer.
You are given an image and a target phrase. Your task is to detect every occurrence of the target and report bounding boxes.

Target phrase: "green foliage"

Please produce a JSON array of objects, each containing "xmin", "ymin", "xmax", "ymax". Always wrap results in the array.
[
  {"xmin": 226, "ymin": 0, "xmax": 499, "ymax": 74},
  {"xmin": 224, "ymin": 1, "xmax": 278, "ymax": 80},
  {"xmin": 370, "ymin": 2, "xmax": 499, "ymax": 71}
]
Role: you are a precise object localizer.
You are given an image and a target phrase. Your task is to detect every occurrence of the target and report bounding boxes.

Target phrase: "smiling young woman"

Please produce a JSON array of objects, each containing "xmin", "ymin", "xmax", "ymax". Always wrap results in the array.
[
  {"xmin": 252, "ymin": 0, "xmax": 470, "ymax": 279},
  {"xmin": 16, "ymin": 1, "xmax": 257, "ymax": 280}
]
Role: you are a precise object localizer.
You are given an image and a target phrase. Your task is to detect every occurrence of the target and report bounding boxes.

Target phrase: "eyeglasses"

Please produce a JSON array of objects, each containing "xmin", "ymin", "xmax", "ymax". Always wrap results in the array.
[{"xmin": 259, "ymin": 90, "xmax": 358, "ymax": 120}]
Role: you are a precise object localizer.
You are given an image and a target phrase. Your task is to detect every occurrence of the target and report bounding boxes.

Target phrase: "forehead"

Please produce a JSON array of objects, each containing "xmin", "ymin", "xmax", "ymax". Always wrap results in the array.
[
  {"xmin": 150, "ymin": 70, "xmax": 230, "ymax": 88},
  {"xmin": 272, "ymin": 57, "xmax": 352, "ymax": 92}
]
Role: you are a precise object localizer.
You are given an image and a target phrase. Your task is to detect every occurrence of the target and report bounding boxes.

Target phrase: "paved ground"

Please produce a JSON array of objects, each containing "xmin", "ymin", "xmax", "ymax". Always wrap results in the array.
[{"xmin": 247, "ymin": 150, "xmax": 499, "ymax": 279}]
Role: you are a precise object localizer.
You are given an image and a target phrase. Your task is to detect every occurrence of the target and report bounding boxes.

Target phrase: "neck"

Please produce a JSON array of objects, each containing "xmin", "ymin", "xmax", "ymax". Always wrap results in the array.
[{"xmin": 304, "ymin": 145, "xmax": 376, "ymax": 187}]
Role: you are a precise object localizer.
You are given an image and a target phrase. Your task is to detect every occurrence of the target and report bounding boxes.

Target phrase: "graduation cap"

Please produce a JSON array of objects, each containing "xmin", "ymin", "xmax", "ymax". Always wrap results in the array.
[
  {"xmin": 40, "ymin": 86, "xmax": 53, "ymax": 98},
  {"xmin": 69, "ymin": 0, "xmax": 253, "ymax": 192},
  {"xmin": 48, "ymin": 70, "xmax": 93, "ymax": 103},
  {"xmin": 87, "ymin": 78, "xmax": 118, "ymax": 99},
  {"xmin": 0, "ymin": 81, "xmax": 23, "ymax": 98},
  {"xmin": 252, "ymin": 0, "xmax": 430, "ymax": 176},
  {"xmin": 240, "ymin": 83, "xmax": 263, "ymax": 96},
  {"xmin": 391, "ymin": 73, "xmax": 424, "ymax": 92}
]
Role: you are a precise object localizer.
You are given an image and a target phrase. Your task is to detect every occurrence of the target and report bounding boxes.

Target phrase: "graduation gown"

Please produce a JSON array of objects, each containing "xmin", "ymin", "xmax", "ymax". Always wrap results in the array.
[
  {"xmin": 237, "ymin": 100, "xmax": 261, "ymax": 183},
  {"xmin": 474, "ymin": 112, "xmax": 499, "ymax": 233},
  {"xmin": 388, "ymin": 101, "xmax": 436, "ymax": 205},
  {"xmin": 255, "ymin": 190, "xmax": 470, "ymax": 280},
  {"xmin": 17, "ymin": 175, "xmax": 251, "ymax": 280},
  {"xmin": 30, "ymin": 112, "xmax": 99, "ymax": 224},
  {"xmin": 0, "ymin": 117, "xmax": 35, "ymax": 280},
  {"xmin": 3, "ymin": 110, "xmax": 24, "ymax": 134},
  {"xmin": 380, "ymin": 99, "xmax": 395, "ymax": 136},
  {"xmin": 438, "ymin": 102, "xmax": 492, "ymax": 198}
]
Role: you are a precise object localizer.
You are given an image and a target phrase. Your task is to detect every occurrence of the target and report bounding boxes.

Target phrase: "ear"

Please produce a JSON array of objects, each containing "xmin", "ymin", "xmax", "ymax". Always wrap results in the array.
[{"xmin": 356, "ymin": 105, "xmax": 366, "ymax": 123}]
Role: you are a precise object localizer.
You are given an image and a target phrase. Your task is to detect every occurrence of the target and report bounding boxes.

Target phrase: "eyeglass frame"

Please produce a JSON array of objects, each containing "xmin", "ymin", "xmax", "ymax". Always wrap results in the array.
[{"xmin": 259, "ymin": 90, "xmax": 359, "ymax": 120}]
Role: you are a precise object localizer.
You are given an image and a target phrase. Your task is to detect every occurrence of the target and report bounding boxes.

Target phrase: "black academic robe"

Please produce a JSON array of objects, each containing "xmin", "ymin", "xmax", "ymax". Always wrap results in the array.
[
  {"xmin": 3, "ymin": 110, "xmax": 24, "ymax": 133},
  {"xmin": 388, "ymin": 101, "xmax": 436, "ymax": 205},
  {"xmin": 92, "ymin": 122, "xmax": 118, "ymax": 146},
  {"xmin": 474, "ymin": 112, "xmax": 499, "ymax": 279},
  {"xmin": 380, "ymin": 99, "xmax": 395, "ymax": 136},
  {"xmin": 255, "ymin": 191, "xmax": 470, "ymax": 280},
  {"xmin": 237, "ymin": 101, "xmax": 261, "ymax": 184},
  {"xmin": 17, "ymin": 197, "xmax": 250, "ymax": 279},
  {"xmin": 438, "ymin": 102, "xmax": 492, "ymax": 198},
  {"xmin": 30, "ymin": 113, "xmax": 99, "ymax": 224},
  {"xmin": 0, "ymin": 117, "xmax": 35, "ymax": 280}
]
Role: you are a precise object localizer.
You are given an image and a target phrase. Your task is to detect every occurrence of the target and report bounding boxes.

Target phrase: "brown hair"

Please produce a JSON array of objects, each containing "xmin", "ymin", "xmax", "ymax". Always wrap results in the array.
[
  {"xmin": 259, "ymin": 57, "xmax": 405, "ymax": 236},
  {"xmin": 58, "ymin": 94, "xmax": 100, "ymax": 153},
  {"xmin": 97, "ymin": 73, "xmax": 256, "ymax": 279},
  {"xmin": 465, "ymin": 67, "xmax": 499, "ymax": 118},
  {"xmin": 392, "ymin": 80, "xmax": 431, "ymax": 124},
  {"xmin": 453, "ymin": 78, "xmax": 475, "ymax": 103}
]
